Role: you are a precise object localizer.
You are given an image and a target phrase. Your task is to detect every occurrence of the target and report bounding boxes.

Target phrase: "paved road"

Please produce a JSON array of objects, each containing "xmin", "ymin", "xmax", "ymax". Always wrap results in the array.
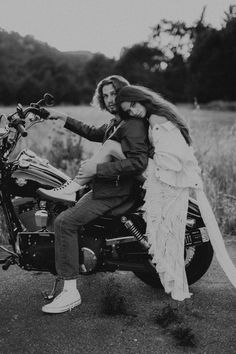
[{"xmin": 0, "ymin": 238, "xmax": 235, "ymax": 354}]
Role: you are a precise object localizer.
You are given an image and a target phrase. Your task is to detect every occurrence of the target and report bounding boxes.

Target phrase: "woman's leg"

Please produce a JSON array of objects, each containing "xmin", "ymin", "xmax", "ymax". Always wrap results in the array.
[
  {"xmin": 38, "ymin": 140, "xmax": 125, "ymax": 201},
  {"xmin": 74, "ymin": 140, "xmax": 125, "ymax": 186}
]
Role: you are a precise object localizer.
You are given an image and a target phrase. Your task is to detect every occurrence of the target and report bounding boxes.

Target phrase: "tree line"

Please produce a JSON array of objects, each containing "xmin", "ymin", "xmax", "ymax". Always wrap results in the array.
[{"xmin": 0, "ymin": 5, "xmax": 235, "ymax": 105}]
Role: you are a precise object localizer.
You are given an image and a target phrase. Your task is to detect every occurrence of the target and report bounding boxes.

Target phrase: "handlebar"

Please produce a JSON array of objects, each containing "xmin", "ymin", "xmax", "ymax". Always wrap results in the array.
[
  {"xmin": 16, "ymin": 123, "xmax": 28, "ymax": 137},
  {"xmin": 0, "ymin": 93, "xmax": 55, "ymax": 158},
  {"xmin": 23, "ymin": 106, "xmax": 50, "ymax": 119},
  {"xmin": 6, "ymin": 93, "xmax": 54, "ymax": 137},
  {"xmin": 22, "ymin": 92, "xmax": 54, "ymax": 119},
  {"xmin": 8, "ymin": 116, "xmax": 28, "ymax": 137}
]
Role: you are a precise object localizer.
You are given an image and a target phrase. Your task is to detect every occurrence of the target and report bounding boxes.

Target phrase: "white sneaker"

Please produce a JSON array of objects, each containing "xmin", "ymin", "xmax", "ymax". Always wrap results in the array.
[
  {"xmin": 42, "ymin": 289, "xmax": 81, "ymax": 314},
  {"xmin": 38, "ymin": 180, "xmax": 78, "ymax": 202}
]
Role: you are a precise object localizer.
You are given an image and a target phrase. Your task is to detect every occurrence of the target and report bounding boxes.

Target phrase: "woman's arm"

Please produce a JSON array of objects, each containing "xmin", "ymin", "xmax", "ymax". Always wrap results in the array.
[{"xmin": 149, "ymin": 114, "xmax": 168, "ymax": 128}]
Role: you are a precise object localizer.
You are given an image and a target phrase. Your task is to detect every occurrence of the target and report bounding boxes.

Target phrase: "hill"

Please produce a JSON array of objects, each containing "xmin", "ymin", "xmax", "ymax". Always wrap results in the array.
[{"xmin": 0, "ymin": 29, "xmax": 98, "ymax": 104}]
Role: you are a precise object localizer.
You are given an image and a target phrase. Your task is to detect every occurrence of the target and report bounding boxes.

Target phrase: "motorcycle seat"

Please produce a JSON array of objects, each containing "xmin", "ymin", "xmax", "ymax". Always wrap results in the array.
[{"xmin": 104, "ymin": 198, "xmax": 136, "ymax": 217}]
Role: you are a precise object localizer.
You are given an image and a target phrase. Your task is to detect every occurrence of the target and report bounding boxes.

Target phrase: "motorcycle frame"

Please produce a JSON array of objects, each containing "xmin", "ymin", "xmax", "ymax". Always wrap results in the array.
[{"xmin": 0, "ymin": 163, "xmax": 25, "ymax": 265}]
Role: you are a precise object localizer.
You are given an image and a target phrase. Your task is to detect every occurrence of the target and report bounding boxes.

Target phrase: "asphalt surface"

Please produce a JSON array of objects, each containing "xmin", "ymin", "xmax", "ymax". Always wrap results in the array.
[{"xmin": 0, "ymin": 237, "xmax": 235, "ymax": 354}]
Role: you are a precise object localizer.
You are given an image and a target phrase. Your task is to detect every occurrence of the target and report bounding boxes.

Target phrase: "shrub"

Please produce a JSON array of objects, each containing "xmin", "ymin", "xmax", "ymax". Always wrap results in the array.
[{"xmin": 100, "ymin": 276, "xmax": 129, "ymax": 316}]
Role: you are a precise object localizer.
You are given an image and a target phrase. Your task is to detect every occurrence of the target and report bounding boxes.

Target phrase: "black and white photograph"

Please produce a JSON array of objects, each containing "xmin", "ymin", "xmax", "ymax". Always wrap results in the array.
[{"xmin": 0, "ymin": 0, "xmax": 235, "ymax": 353}]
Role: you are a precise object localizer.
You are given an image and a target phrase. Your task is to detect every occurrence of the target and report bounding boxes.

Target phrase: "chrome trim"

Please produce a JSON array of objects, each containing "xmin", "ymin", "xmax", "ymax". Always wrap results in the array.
[
  {"xmin": 199, "ymin": 227, "xmax": 210, "ymax": 242},
  {"xmin": 186, "ymin": 218, "xmax": 196, "ymax": 227},
  {"xmin": 15, "ymin": 233, "xmax": 21, "ymax": 255},
  {"xmin": 81, "ymin": 247, "xmax": 96, "ymax": 257},
  {"xmin": 106, "ymin": 236, "xmax": 136, "ymax": 246},
  {"xmin": 185, "ymin": 247, "xmax": 195, "ymax": 266}
]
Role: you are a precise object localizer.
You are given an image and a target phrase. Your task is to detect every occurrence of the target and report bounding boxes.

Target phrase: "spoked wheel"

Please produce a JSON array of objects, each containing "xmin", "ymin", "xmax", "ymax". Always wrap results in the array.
[{"xmin": 133, "ymin": 242, "xmax": 214, "ymax": 288}]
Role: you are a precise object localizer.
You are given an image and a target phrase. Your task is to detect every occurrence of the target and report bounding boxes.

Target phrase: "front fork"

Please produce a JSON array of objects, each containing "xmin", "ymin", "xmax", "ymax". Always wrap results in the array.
[{"xmin": 0, "ymin": 191, "xmax": 22, "ymax": 268}]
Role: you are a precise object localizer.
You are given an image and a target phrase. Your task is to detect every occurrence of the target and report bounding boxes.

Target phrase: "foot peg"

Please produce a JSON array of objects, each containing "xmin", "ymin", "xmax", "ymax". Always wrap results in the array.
[
  {"xmin": 0, "ymin": 245, "xmax": 19, "ymax": 270},
  {"xmin": 2, "ymin": 256, "xmax": 17, "ymax": 270}
]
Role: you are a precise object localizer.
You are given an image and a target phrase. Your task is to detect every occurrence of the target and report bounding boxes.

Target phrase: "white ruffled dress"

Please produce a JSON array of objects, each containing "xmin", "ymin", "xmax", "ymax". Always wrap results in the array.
[{"xmin": 143, "ymin": 121, "xmax": 236, "ymax": 301}]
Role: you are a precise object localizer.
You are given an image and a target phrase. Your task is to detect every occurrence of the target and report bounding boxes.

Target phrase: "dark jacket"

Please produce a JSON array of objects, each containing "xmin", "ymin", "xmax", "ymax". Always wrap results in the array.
[{"xmin": 64, "ymin": 116, "xmax": 149, "ymax": 199}]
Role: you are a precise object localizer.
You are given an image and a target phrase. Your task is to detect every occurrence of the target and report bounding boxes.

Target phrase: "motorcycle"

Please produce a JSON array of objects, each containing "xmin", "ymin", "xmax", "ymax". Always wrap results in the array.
[{"xmin": 0, "ymin": 94, "xmax": 213, "ymax": 298}]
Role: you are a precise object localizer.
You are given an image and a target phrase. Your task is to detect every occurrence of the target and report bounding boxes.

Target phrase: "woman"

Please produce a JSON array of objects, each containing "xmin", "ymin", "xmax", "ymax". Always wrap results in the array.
[{"xmin": 115, "ymin": 85, "xmax": 236, "ymax": 300}]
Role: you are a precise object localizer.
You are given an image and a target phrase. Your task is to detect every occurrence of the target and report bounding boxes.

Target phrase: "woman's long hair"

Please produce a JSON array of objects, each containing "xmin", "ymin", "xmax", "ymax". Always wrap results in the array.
[{"xmin": 116, "ymin": 85, "xmax": 192, "ymax": 145}]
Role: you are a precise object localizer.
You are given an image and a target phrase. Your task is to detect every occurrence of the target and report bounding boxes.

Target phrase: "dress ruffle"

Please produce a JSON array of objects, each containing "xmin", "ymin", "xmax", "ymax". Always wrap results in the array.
[
  {"xmin": 143, "ymin": 159, "xmax": 191, "ymax": 301},
  {"xmin": 143, "ymin": 158, "xmax": 236, "ymax": 300}
]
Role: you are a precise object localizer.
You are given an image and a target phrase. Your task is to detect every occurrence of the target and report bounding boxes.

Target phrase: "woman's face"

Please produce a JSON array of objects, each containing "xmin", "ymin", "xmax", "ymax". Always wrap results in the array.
[{"xmin": 121, "ymin": 101, "xmax": 146, "ymax": 118}]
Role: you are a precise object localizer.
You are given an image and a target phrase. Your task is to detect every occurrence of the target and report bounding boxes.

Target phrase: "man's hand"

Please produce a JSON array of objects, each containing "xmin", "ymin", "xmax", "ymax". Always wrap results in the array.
[
  {"xmin": 43, "ymin": 109, "xmax": 68, "ymax": 122},
  {"xmin": 78, "ymin": 159, "xmax": 98, "ymax": 178}
]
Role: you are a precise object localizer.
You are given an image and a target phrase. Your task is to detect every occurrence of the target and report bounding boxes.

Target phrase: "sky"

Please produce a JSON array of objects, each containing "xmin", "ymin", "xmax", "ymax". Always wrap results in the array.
[{"xmin": 0, "ymin": 0, "xmax": 234, "ymax": 58}]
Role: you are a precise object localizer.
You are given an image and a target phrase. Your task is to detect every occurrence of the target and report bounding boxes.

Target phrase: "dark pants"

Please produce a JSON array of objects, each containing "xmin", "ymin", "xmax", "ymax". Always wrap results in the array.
[{"xmin": 54, "ymin": 190, "xmax": 128, "ymax": 279}]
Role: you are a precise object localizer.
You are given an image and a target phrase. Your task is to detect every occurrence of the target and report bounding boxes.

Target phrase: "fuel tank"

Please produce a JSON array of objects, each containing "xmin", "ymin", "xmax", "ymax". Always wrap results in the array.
[{"xmin": 10, "ymin": 149, "xmax": 71, "ymax": 197}]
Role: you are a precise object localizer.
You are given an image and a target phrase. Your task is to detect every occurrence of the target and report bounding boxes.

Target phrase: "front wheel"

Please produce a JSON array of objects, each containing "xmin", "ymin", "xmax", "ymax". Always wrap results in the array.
[{"xmin": 133, "ymin": 242, "xmax": 214, "ymax": 288}]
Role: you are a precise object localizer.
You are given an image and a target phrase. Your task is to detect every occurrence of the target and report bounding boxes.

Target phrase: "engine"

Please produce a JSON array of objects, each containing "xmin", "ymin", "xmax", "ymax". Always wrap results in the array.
[
  {"xmin": 12, "ymin": 197, "xmax": 66, "ymax": 273},
  {"xmin": 12, "ymin": 196, "xmax": 63, "ymax": 232},
  {"xmin": 12, "ymin": 197, "xmax": 40, "ymax": 231}
]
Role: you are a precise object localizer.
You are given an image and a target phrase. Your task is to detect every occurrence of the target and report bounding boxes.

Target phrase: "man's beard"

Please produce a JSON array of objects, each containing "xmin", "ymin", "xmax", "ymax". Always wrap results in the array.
[{"xmin": 107, "ymin": 105, "xmax": 117, "ymax": 114}]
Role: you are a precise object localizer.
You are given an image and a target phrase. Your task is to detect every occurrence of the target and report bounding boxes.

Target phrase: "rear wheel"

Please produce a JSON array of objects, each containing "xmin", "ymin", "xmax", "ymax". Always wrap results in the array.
[{"xmin": 133, "ymin": 242, "xmax": 214, "ymax": 288}]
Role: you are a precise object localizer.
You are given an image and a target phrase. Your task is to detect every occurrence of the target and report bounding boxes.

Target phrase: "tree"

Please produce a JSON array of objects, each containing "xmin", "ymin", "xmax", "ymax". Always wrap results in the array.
[
  {"xmin": 149, "ymin": 7, "xmax": 213, "ymax": 102},
  {"xmin": 80, "ymin": 54, "xmax": 115, "ymax": 103},
  {"xmin": 186, "ymin": 5, "xmax": 236, "ymax": 102},
  {"xmin": 115, "ymin": 43, "xmax": 166, "ymax": 90},
  {"xmin": 150, "ymin": 7, "xmax": 211, "ymax": 60}
]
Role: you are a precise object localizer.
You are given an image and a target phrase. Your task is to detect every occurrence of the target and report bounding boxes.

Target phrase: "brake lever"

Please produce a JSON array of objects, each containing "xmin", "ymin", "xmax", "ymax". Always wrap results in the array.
[{"xmin": 16, "ymin": 103, "xmax": 26, "ymax": 119}]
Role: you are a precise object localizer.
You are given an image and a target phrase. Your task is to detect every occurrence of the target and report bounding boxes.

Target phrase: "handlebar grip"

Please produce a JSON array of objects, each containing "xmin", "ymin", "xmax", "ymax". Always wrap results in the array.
[
  {"xmin": 17, "ymin": 123, "xmax": 28, "ymax": 137},
  {"xmin": 39, "ymin": 108, "xmax": 50, "ymax": 119}
]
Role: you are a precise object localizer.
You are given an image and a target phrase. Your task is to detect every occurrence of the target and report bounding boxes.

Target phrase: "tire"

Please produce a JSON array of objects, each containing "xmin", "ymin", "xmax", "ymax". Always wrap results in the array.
[{"xmin": 133, "ymin": 242, "xmax": 214, "ymax": 288}]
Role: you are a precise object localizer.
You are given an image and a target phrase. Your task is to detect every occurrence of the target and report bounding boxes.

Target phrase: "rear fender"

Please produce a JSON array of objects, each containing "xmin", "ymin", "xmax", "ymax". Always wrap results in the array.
[{"xmin": 188, "ymin": 197, "xmax": 203, "ymax": 220}]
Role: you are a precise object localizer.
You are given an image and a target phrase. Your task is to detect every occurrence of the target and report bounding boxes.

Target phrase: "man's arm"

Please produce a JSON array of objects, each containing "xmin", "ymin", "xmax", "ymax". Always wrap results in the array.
[
  {"xmin": 96, "ymin": 118, "xmax": 149, "ymax": 178},
  {"xmin": 46, "ymin": 109, "xmax": 107, "ymax": 143},
  {"xmin": 65, "ymin": 116, "xmax": 107, "ymax": 143}
]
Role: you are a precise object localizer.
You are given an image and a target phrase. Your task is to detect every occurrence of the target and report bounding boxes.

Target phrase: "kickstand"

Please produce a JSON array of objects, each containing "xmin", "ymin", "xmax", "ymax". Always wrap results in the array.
[{"xmin": 41, "ymin": 277, "xmax": 60, "ymax": 300}]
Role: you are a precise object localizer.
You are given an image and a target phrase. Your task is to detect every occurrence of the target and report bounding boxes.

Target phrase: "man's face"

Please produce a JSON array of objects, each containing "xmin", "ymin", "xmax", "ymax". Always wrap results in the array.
[{"xmin": 102, "ymin": 84, "xmax": 117, "ymax": 114}]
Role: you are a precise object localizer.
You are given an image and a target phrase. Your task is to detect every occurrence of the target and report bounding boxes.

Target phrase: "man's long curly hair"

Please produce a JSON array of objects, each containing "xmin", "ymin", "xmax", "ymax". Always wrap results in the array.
[
  {"xmin": 116, "ymin": 85, "xmax": 192, "ymax": 146},
  {"xmin": 92, "ymin": 75, "xmax": 129, "ymax": 111}
]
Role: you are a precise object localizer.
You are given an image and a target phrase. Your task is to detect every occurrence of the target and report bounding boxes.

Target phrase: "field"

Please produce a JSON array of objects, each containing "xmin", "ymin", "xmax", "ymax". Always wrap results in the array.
[{"xmin": 1, "ymin": 104, "xmax": 236, "ymax": 236}]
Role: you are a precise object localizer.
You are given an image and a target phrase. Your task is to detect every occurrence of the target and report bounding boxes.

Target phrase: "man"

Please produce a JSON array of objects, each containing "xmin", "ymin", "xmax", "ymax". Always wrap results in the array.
[{"xmin": 40, "ymin": 75, "xmax": 149, "ymax": 314}]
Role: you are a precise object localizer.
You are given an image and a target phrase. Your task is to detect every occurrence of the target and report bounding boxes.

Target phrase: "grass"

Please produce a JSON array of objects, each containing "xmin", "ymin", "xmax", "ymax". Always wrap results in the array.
[
  {"xmin": 171, "ymin": 326, "xmax": 197, "ymax": 347},
  {"xmin": 187, "ymin": 107, "xmax": 236, "ymax": 235},
  {"xmin": 153, "ymin": 302, "xmax": 198, "ymax": 348},
  {"xmin": 100, "ymin": 276, "xmax": 129, "ymax": 316},
  {"xmin": 154, "ymin": 304, "xmax": 181, "ymax": 328},
  {"xmin": 1, "ymin": 103, "xmax": 236, "ymax": 241}
]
